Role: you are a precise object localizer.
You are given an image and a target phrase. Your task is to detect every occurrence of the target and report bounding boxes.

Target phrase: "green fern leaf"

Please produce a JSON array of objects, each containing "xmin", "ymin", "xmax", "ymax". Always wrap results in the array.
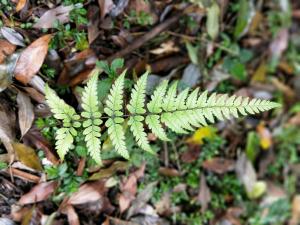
[
  {"xmin": 127, "ymin": 72, "xmax": 153, "ymax": 153},
  {"xmin": 55, "ymin": 128, "xmax": 74, "ymax": 160},
  {"xmin": 104, "ymin": 71, "xmax": 129, "ymax": 159},
  {"xmin": 45, "ymin": 85, "xmax": 80, "ymax": 161},
  {"xmin": 81, "ymin": 69, "xmax": 102, "ymax": 164},
  {"xmin": 45, "ymin": 85, "xmax": 80, "ymax": 126}
]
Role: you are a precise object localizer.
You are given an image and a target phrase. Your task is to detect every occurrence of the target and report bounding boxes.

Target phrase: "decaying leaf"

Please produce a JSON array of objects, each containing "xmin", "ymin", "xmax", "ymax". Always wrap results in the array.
[
  {"xmin": 119, "ymin": 163, "xmax": 146, "ymax": 213},
  {"xmin": 14, "ymin": 34, "xmax": 52, "ymax": 84},
  {"xmin": 12, "ymin": 143, "xmax": 42, "ymax": 171},
  {"xmin": 150, "ymin": 41, "xmax": 179, "ymax": 55},
  {"xmin": 1, "ymin": 27, "xmax": 25, "ymax": 47},
  {"xmin": 89, "ymin": 161, "xmax": 128, "ymax": 180},
  {"xmin": 17, "ymin": 91, "xmax": 34, "ymax": 137},
  {"xmin": 202, "ymin": 157, "xmax": 235, "ymax": 174},
  {"xmin": 0, "ymin": 53, "xmax": 20, "ymax": 92},
  {"xmin": 289, "ymin": 195, "xmax": 300, "ymax": 225},
  {"xmin": 98, "ymin": 0, "xmax": 115, "ymax": 19},
  {"xmin": 235, "ymin": 153, "xmax": 266, "ymax": 199},
  {"xmin": 197, "ymin": 173, "xmax": 211, "ymax": 212},
  {"xmin": 0, "ymin": 39, "xmax": 16, "ymax": 64},
  {"xmin": 16, "ymin": 0, "xmax": 27, "ymax": 12},
  {"xmin": 0, "ymin": 98, "xmax": 16, "ymax": 160},
  {"xmin": 18, "ymin": 181, "xmax": 58, "ymax": 205},
  {"xmin": 206, "ymin": 2, "xmax": 220, "ymax": 40},
  {"xmin": 33, "ymin": 5, "xmax": 74, "ymax": 29}
]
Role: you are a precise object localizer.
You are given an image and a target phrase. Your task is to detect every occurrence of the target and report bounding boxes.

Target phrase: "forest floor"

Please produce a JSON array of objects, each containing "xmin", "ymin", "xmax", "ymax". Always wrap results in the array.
[{"xmin": 0, "ymin": 0, "xmax": 300, "ymax": 224}]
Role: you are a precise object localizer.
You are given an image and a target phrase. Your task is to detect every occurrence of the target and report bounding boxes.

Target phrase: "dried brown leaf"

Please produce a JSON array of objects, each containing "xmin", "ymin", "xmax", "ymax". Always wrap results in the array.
[
  {"xmin": 89, "ymin": 161, "xmax": 129, "ymax": 180},
  {"xmin": 202, "ymin": 157, "xmax": 235, "ymax": 174},
  {"xmin": 17, "ymin": 91, "xmax": 34, "ymax": 137},
  {"xmin": 14, "ymin": 34, "xmax": 52, "ymax": 84},
  {"xmin": 0, "ymin": 39, "xmax": 16, "ymax": 64},
  {"xmin": 18, "ymin": 181, "xmax": 58, "ymax": 204},
  {"xmin": 98, "ymin": 0, "xmax": 115, "ymax": 18},
  {"xmin": 119, "ymin": 163, "xmax": 146, "ymax": 213},
  {"xmin": 33, "ymin": 5, "xmax": 74, "ymax": 29}
]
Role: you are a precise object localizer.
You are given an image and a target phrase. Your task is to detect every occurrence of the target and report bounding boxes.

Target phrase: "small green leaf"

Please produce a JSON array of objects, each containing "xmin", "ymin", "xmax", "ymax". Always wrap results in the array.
[{"xmin": 206, "ymin": 2, "xmax": 220, "ymax": 40}]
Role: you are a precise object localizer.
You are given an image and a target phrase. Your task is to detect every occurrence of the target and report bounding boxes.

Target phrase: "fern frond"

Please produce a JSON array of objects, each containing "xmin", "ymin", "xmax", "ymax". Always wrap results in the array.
[
  {"xmin": 127, "ymin": 72, "xmax": 153, "ymax": 153},
  {"xmin": 104, "ymin": 71, "xmax": 129, "ymax": 159},
  {"xmin": 81, "ymin": 70, "xmax": 102, "ymax": 164}
]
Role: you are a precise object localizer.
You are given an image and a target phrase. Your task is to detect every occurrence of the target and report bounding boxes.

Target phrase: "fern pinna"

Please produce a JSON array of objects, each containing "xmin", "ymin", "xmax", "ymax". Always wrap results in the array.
[{"xmin": 45, "ymin": 69, "xmax": 280, "ymax": 164}]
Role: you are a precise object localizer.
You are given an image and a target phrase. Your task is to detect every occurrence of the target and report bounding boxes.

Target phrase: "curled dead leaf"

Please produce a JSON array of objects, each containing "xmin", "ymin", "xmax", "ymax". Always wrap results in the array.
[
  {"xmin": 17, "ymin": 91, "xmax": 34, "ymax": 137},
  {"xmin": 0, "ymin": 39, "xmax": 16, "ymax": 64},
  {"xmin": 202, "ymin": 157, "xmax": 235, "ymax": 174}
]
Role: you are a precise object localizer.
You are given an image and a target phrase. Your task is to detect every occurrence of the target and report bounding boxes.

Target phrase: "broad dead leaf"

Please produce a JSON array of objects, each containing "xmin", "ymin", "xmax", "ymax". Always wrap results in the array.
[
  {"xmin": 67, "ymin": 180, "xmax": 108, "ymax": 205},
  {"xmin": 269, "ymin": 28, "xmax": 289, "ymax": 59},
  {"xmin": 202, "ymin": 157, "xmax": 235, "ymax": 174},
  {"xmin": 0, "ymin": 39, "xmax": 16, "ymax": 64},
  {"xmin": 158, "ymin": 167, "xmax": 181, "ymax": 177},
  {"xmin": 12, "ymin": 143, "xmax": 42, "ymax": 171},
  {"xmin": 17, "ymin": 91, "xmax": 34, "ymax": 137},
  {"xmin": 119, "ymin": 163, "xmax": 146, "ymax": 213},
  {"xmin": 197, "ymin": 173, "xmax": 211, "ymax": 212},
  {"xmin": 16, "ymin": 0, "xmax": 27, "ymax": 12},
  {"xmin": 14, "ymin": 34, "xmax": 52, "ymax": 84},
  {"xmin": 33, "ymin": 5, "xmax": 74, "ymax": 29},
  {"xmin": 18, "ymin": 181, "xmax": 58, "ymax": 205}
]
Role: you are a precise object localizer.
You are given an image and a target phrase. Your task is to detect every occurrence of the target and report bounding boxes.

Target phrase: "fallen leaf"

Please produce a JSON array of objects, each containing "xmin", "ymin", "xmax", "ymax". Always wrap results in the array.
[
  {"xmin": 0, "ymin": 39, "xmax": 16, "ymax": 64},
  {"xmin": 181, "ymin": 63, "xmax": 202, "ymax": 88},
  {"xmin": 197, "ymin": 173, "xmax": 211, "ymax": 212},
  {"xmin": 206, "ymin": 2, "xmax": 220, "ymax": 40},
  {"xmin": 18, "ymin": 181, "xmax": 58, "ymax": 204},
  {"xmin": 33, "ymin": 5, "xmax": 74, "ymax": 29},
  {"xmin": 17, "ymin": 91, "xmax": 34, "ymax": 137},
  {"xmin": 235, "ymin": 153, "xmax": 266, "ymax": 199},
  {"xmin": 186, "ymin": 126, "xmax": 216, "ymax": 145},
  {"xmin": 0, "ymin": 98, "xmax": 16, "ymax": 161},
  {"xmin": 126, "ymin": 182, "xmax": 157, "ymax": 219},
  {"xmin": 12, "ymin": 143, "xmax": 42, "ymax": 171},
  {"xmin": 150, "ymin": 41, "xmax": 179, "ymax": 55},
  {"xmin": 288, "ymin": 112, "xmax": 300, "ymax": 126},
  {"xmin": 202, "ymin": 157, "xmax": 235, "ymax": 174},
  {"xmin": 0, "ymin": 52, "xmax": 20, "ymax": 92},
  {"xmin": 256, "ymin": 123, "xmax": 272, "ymax": 150},
  {"xmin": 251, "ymin": 61, "xmax": 267, "ymax": 83},
  {"xmin": 16, "ymin": 0, "xmax": 27, "ymax": 12},
  {"xmin": 89, "ymin": 161, "xmax": 128, "ymax": 180},
  {"xmin": 119, "ymin": 163, "xmax": 146, "ymax": 213},
  {"xmin": 68, "ymin": 180, "xmax": 107, "ymax": 205},
  {"xmin": 23, "ymin": 128, "xmax": 59, "ymax": 165},
  {"xmin": 98, "ymin": 0, "xmax": 115, "ymax": 19},
  {"xmin": 158, "ymin": 167, "xmax": 181, "ymax": 177},
  {"xmin": 1, "ymin": 27, "xmax": 25, "ymax": 47},
  {"xmin": 234, "ymin": 0, "xmax": 255, "ymax": 38},
  {"xmin": 155, "ymin": 192, "xmax": 171, "ymax": 216},
  {"xmin": 269, "ymin": 28, "xmax": 289, "ymax": 61},
  {"xmin": 14, "ymin": 34, "xmax": 52, "ymax": 84},
  {"xmin": 64, "ymin": 205, "xmax": 80, "ymax": 225},
  {"xmin": 289, "ymin": 195, "xmax": 300, "ymax": 225},
  {"xmin": 180, "ymin": 145, "xmax": 201, "ymax": 163}
]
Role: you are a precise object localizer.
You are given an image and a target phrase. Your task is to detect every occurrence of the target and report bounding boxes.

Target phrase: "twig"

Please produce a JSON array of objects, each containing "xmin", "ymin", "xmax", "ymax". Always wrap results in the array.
[
  {"xmin": 163, "ymin": 141, "xmax": 169, "ymax": 167},
  {"xmin": 9, "ymin": 168, "xmax": 40, "ymax": 183},
  {"xmin": 107, "ymin": 9, "xmax": 187, "ymax": 62}
]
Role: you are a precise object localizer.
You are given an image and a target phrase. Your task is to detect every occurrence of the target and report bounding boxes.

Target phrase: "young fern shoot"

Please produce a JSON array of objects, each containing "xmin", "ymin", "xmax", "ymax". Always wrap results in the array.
[{"xmin": 45, "ymin": 69, "xmax": 280, "ymax": 164}]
